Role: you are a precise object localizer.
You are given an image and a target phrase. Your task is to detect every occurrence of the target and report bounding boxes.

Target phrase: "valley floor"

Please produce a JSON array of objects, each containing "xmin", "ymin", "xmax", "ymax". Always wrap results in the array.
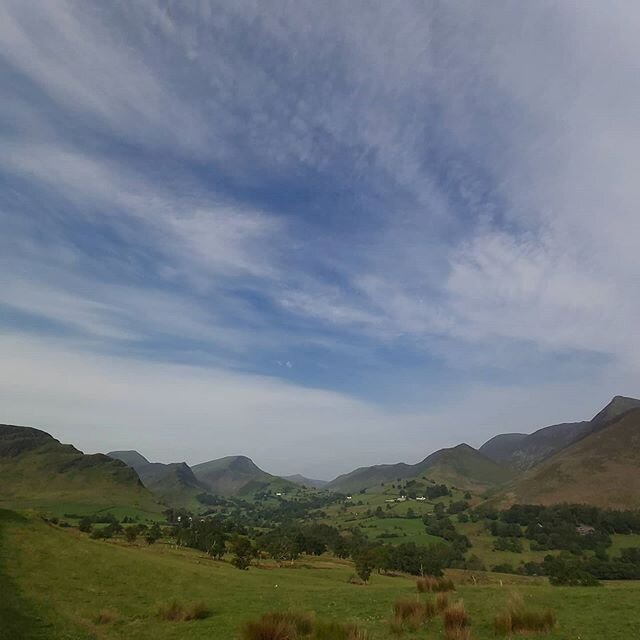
[{"xmin": 2, "ymin": 510, "xmax": 640, "ymax": 639}]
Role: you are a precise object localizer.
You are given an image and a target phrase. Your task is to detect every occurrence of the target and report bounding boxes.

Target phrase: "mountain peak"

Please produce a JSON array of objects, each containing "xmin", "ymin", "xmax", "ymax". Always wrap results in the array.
[
  {"xmin": 591, "ymin": 395, "xmax": 640, "ymax": 428},
  {"xmin": 107, "ymin": 450, "xmax": 151, "ymax": 469}
]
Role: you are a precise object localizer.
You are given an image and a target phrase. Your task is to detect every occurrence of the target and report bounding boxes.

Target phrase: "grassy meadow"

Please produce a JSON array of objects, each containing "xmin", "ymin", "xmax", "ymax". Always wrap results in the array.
[{"xmin": 2, "ymin": 509, "xmax": 640, "ymax": 640}]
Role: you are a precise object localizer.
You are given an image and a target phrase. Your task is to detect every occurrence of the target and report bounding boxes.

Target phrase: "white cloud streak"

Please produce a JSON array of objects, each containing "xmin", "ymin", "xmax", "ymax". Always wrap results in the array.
[{"xmin": 1, "ymin": 1, "xmax": 639, "ymax": 468}]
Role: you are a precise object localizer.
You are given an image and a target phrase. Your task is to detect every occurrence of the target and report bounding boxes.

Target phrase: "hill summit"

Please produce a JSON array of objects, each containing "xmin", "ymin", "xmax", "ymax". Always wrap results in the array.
[
  {"xmin": 496, "ymin": 406, "xmax": 640, "ymax": 509},
  {"xmin": 326, "ymin": 443, "xmax": 515, "ymax": 494},
  {"xmin": 0, "ymin": 424, "xmax": 158, "ymax": 513},
  {"xmin": 480, "ymin": 395, "xmax": 640, "ymax": 470}
]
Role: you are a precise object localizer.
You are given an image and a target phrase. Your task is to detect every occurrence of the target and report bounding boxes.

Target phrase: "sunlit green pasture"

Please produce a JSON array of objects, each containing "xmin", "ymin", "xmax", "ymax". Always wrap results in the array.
[{"xmin": 2, "ymin": 509, "xmax": 640, "ymax": 640}]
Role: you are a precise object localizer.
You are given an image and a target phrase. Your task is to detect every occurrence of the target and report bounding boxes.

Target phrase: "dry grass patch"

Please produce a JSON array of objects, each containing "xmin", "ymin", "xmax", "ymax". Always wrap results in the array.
[
  {"xmin": 493, "ymin": 594, "xmax": 556, "ymax": 635},
  {"xmin": 156, "ymin": 599, "xmax": 211, "ymax": 622},
  {"xmin": 435, "ymin": 592, "xmax": 449, "ymax": 612},
  {"xmin": 416, "ymin": 575, "xmax": 455, "ymax": 593},
  {"xmin": 313, "ymin": 620, "xmax": 368, "ymax": 639},
  {"xmin": 242, "ymin": 612, "xmax": 367, "ymax": 640},
  {"xmin": 93, "ymin": 608, "xmax": 118, "ymax": 625},
  {"xmin": 442, "ymin": 600, "xmax": 470, "ymax": 640},
  {"xmin": 391, "ymin": 599, "xmax": 436, "ymax": 632}
]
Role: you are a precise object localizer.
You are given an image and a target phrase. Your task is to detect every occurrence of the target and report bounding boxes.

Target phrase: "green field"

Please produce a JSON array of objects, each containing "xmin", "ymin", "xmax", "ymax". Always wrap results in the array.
[{"xmin": 2, "ymin": 509, "xmax": 640, "ymax": 640}]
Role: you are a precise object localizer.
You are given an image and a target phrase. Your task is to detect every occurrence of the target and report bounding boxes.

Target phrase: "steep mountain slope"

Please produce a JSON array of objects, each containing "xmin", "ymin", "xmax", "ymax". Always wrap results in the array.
[
  {"xmin": 0, "ymin": 425, "xmax": 159, "ymax": 513},
  {"xmin": 327, "ymin": 444, "xmax": 515, "ymax": 494},
  {"xmin": 478, "ymin": 433, "xmax": 527, "ymax": 463},
  {"xmin": 411, "ymin": 443, "xmax": 518, "ymax": 491},
  {"xmin": 191, "ymin": 455, "xmax": 295, "ymax": 496},
  {"xmin": 107, "ymin": 450, "xmax": 210, "ymax": 509},
  {"xmin": 282, "ymin": 474, "xmax": 328, "ymax": 489},
  {"xmin": 496, "ymin": 407, "xmax": 640, "ymax": 509},
  {"xmin": 480, "ymin": 395, "xmax": 640, "ymax": 470}
]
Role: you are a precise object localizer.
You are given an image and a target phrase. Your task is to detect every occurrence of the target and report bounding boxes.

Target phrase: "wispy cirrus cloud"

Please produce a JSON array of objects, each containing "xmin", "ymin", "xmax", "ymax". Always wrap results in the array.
[{"xmin": 1, "ymin": 1, "xmax": 639, "ymax": 472}]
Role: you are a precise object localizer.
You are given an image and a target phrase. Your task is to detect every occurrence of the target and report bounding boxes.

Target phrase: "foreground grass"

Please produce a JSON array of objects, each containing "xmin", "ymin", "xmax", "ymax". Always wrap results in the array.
[{"xmin": 2, "ymin": 510, "xmax": 640, "ymax": 639}]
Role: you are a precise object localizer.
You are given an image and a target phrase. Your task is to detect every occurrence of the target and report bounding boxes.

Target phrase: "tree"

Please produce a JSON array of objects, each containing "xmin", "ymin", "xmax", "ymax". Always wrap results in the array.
[
  {"xmin": 78, "ymin": 517, "xmax": 92, "ymax": 533},
  {"xmin": 230, "ymin": 536, "xmax": 254, "ymax": 570},
  {"xmin": 125, "ymin": 526, "xmax": 138, "ymax": 543},
  {"xmin": 208, "ymin": 533, "xmax": 228, "ymax": 560},
  {"xmin": 353, "ymin": 548, "xmax": 376, "ymax": 583},
  {"xmin": 145, "ymin": 523, "xmax": 162, "ymax": 545}
]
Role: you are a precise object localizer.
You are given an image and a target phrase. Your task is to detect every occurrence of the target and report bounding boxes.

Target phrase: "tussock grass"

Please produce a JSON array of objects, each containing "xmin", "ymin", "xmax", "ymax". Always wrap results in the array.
[
  {"xmin": 156, "ymin": 599, "xmax": 211, "ymax": 622},
  {"xmin": 262, "ymin": 612, "xmax": 314, "ymax": 635},
  {"xmin": 416, "ymin": 575, "xmax": 455, "ymax": 593},
  {"xmin": 391, "ymin": 599, "xmax": 436, "ymax": 631},
  {"xmin": 93, "ymin": 608, "xmax": 117, "ymax": 624},
  {"xmin": 242, "ymin": 612, "xmax": 367, "ymax": 640},
  {"xmin": 313, "ymin": 619, "xmax": 368, "ymax": 639},
  {"xmin": 443, "ymin": 628, "xmax": 472, "ymax": 640},
  {"xmin": 435, "ymin": 592, "xmax": 450, "ymax": 612},
  {"xmin": 493, "ymin": 593, "xmax": 556, "ymax": 635},
  {"xmin": 442, "ymin": 600, "xmax": 470, "ymax": 639}
]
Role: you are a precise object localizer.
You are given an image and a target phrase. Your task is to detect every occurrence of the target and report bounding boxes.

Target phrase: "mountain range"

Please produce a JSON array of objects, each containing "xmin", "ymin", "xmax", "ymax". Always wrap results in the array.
[
  {"xmin": 2, "ymin": 394, "xmax": 640, "ymax": 511},
  {"xmin": 108, "ymin": 451, "xmax": 297, "ymax": 504},
  {"xmin": 479, "ymin": 395, "xmax": 640, "ymax": 470}
]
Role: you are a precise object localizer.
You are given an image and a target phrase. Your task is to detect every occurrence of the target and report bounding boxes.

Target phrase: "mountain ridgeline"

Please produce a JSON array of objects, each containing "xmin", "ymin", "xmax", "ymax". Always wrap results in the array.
[
  {"xmin": 0, "ymin": 424, "xmax": 159, "ymax": 513},
  {"xmin": 3, "ymin": 393, "xmax": 640, "ymax": 512},
  {"xmin": 494, "ymin": 406, "xmax": 640, "ymax": 509},
  {"xmin": 479, "ymin": 395, "xmax": 640, "ymax": 470},
  {"xmin": 107, "ymin": 450, "xmax": 211, "ymax": 509},
  {"xmin": 326, "ymin": 443, "xmax": 517, "ymax": 494},
  {"xmin": 107, "ymin": 451, "xmax": 297, "ymax": 504}
]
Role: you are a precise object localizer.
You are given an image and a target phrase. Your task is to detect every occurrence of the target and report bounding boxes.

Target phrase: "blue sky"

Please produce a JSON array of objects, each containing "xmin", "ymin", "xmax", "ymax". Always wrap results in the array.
[{"xmin": 1, "ymin": 2, "xmax": 639, "ymax": 478}]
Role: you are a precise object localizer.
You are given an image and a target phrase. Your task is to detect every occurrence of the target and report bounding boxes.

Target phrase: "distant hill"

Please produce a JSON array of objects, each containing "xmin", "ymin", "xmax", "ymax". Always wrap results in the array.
[
  {"xmin": 107, "ymin": 450, "xmax": 210, "ymax": 509},
  {"xmin": 480, "ymin": 395, "xmax": 640, "ymax": 470},
  {"xmin": 495, "ymin": 407, "xmax": 640, "ymax": 509},
  {"xmin": 326, "ymin": 444, "xmax": 515, "ymax": 494},
  {"xmin": 0, "ymin": 425, "xmax": 159, "ymax": 514},
  {"xmin": 325, "ymin": 461, "xmax": 412, "ymax": 494},
  {"xmin": 282, "ymin": 474, "xmax": 328, "ymax": 489},
  {"xmin": 191, "ymin": 455, "xmax": 295, "ymax": 496}
]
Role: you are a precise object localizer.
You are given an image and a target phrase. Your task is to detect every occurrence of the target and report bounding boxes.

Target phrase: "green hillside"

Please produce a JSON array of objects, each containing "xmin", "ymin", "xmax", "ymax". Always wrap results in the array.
[
  {"xmin": 327, "ymin": 444, "xmax": 514, "ymax": 494},
  {"xmin": 0, "ymin": 425, "xmax": 160, "ymax": 517},
  {"xmin": 410, "ymin": 443, "xmax": 517, "ymax": 491},
  {"xmin": 325, "ymin": 462, "xmax": 413, "ymax": 494},
  {"xmin": 480, "ymin": 395, "xmax": 640, "ymax": 470},
  {"xmin": 496, "ymin": 407, "xmax": 640, "ymax": 509},
  {"xmin": 192, "ymin": 455, "xmax": 296, "ymax": 496},
  {"xmin": 3, "ymin": 509, "xmax": 640, "ymax": 640}
]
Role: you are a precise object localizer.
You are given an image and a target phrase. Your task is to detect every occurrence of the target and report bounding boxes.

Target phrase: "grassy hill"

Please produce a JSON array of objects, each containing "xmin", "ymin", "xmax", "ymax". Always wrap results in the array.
[
  {"xmin": 0, "ymin": 425, "xmax": 160, "ymax": 517},
  {"xmin": 480, "ymin": 395, "xmax": 640, "ymax": 470},
  {"xmin": 327, "ymin": 444, "xmax": 515, "ymax": 494},
  {"xmin": 108, "ymin": 450, "xmax": 211, "ymax": 509},
  {"xmin": 2, "ymin": 508, "xmax": 640, "ymax": 639},
  {"xmin": 191, "ymin": 455, "xmax": 296, "ymax": 496},
  {"xmin": 496, "ymin": 407, "xmax": 640, "ymax": 509},
  {"xmin": 410, "ymin": 444, "xmax": 518, "ymax": 491}
]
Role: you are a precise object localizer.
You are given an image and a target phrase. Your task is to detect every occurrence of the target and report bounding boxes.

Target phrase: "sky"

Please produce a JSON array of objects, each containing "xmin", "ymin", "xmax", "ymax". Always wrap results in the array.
[{"xmin": 1, "ymin": 1, "xmax": 639, "ymax": 479}]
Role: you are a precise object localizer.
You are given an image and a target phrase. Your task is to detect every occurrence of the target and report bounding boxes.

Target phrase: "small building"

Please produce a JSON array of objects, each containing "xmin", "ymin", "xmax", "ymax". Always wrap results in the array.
[{"xmin": 576, "ymin": 524, "xmax": 596, "ymax": 536}]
